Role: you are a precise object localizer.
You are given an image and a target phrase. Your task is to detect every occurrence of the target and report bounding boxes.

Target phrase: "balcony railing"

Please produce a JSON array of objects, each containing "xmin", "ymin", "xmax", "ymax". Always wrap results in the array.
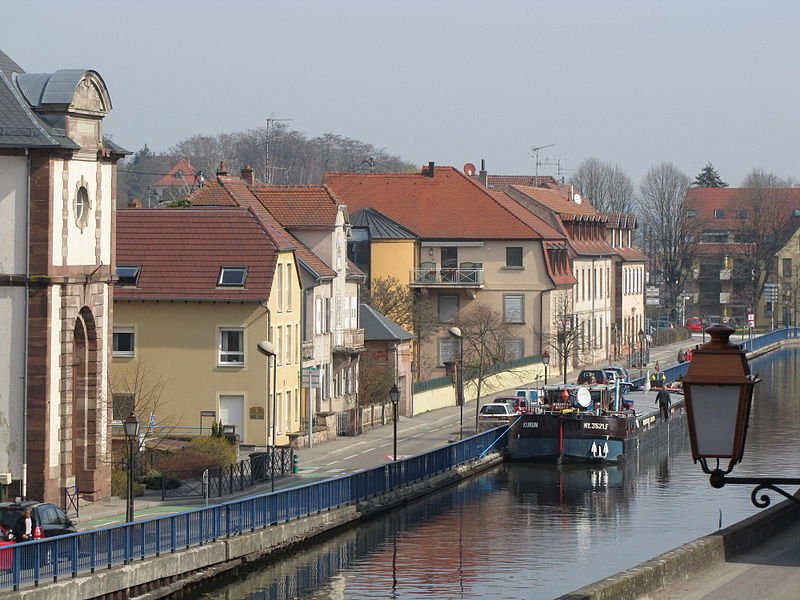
[
  {"xmin": 333, "ymin": 328, "xmax": 365, "ymax": 353},
  {"xmin": 409, "ymin": 266, "xmax": 484, "ymax": 287}
]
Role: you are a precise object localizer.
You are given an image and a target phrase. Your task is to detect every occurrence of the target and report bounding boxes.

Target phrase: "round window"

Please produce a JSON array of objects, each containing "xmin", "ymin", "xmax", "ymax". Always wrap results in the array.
[{"xmin": 75, "ymin": 185, "xmax": 90, "ymax": 230}]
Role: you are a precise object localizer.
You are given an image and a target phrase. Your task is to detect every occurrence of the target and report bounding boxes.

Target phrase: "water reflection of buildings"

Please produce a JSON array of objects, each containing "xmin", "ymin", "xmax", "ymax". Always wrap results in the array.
[{"xmin": 197, "ymin": 431, "xmax": 690, "ymax": 600}]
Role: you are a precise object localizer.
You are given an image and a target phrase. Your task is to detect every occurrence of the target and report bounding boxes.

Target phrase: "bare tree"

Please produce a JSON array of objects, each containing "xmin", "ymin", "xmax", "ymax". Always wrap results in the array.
[
  {"xmin": 454, "ymin": 303, "xmax": 522, "ymax": 430},
  {"xmin": 570, "ymin": 158, "xmax": 636, "ymax": 214},
  {"xmin": 638, "ymin": 163, "xmax": 700, "ymax": 320},
  {"xmin": 361, "ymin": 276, "xmax": 436, "ymax": 345},
  {"xmin": 539, "ymin": 291, "xmax": 593, "ymax": 384},
  {"xmin": 740, "ymin": 169, "xmax": 797, "ymax": 189},
  {"xmin": 728, "ymin": 172, "xmax": 799, "ymax": 314},
  {"xmin": 108, "ymin": 361, "xmax": 179, "ymax": 454}
]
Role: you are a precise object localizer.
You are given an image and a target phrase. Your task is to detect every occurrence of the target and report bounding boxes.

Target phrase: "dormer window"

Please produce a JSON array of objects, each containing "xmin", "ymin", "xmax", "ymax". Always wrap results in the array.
[
  {"xmin": 714, "ymin": 209, "xmax": 725, "ymax": 218},
  {"xmin": 218, "ymin": 266, "xmax": 247, "ymax": 287},
  {"xmin": 116, "ymin": 265, "xmax": 141, "ymax": 287}
]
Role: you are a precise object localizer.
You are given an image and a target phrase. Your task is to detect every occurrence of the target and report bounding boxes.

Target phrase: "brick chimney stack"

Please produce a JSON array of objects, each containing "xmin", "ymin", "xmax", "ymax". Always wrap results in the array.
[
  {"xmin": 127, "ymin": 198, "xmax": 142, "ymax": 208},
  {"xmin": 240, "ymin": 165, "xmax": 255, "ymax": 186},
  {"xmin": 216, "ymin": 161, "xmax": 228, "ymax": 176}
]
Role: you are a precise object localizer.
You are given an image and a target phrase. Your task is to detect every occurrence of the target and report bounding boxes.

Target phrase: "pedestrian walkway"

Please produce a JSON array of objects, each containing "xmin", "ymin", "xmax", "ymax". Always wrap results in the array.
[{"xmin": 76, "ymin": 332, "xmax": 704, "ymax": 529}]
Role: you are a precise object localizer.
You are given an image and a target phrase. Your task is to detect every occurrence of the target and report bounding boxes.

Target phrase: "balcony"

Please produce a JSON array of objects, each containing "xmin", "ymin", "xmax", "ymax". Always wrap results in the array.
[
  {"xmin": 409, "ymin": 263, "xmax": 484, "ymax": 288},
  {"xmin": 333, "ymin": 328, "xmax": 365, "ymax": 353}
]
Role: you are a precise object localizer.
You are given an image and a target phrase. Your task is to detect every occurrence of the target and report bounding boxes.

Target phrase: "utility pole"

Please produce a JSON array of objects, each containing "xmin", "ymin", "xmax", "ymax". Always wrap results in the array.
[{"xmin": 265, "ymin": 117, "xmax": 291, "ymax": 185}]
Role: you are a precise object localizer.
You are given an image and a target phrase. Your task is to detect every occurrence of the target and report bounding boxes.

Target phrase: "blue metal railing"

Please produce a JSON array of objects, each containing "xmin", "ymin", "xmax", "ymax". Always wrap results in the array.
[
  {"xmin": 0, "ymin": 427, "xmax": 507, "ymax": 591},
  {"xmin": 628, "ymin": 328, "xmax": 798, "ymax": 389}
]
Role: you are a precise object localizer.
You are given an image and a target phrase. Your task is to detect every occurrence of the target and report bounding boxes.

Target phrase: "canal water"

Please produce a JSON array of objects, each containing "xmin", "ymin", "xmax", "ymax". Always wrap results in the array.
[{"xmin": 198, "ymin": 346, "xmax": 800, "ymax": 600}]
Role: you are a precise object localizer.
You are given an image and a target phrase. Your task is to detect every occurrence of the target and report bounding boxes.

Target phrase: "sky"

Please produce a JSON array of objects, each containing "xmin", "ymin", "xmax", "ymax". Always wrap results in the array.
[{"xmin": 3, "ymin": 0, "xmax": 799, "ymax": 187}]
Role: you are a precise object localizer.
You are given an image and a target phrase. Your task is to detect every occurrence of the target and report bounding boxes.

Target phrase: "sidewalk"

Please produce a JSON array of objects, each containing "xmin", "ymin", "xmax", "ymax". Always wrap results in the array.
[{"xmin": 77, "ymin": 333, "xmax": 702, "ymax": 529}]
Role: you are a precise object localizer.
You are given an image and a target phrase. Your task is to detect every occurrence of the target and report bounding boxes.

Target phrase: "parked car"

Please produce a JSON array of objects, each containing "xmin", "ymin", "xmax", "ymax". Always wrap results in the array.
[
  {"xmin": 576, "ymin": 369, "xmax": 610, "ymax": 385},
  {"xmin": 493, "ymin": 396, "xmax": 530, "ymax": 413},
  {"xmin": 603, "ymin": 367, "xmax": 635, "ymax": 392},
  {"xmin": 477, "ymin": 402, "xmax": 517, "ymax": 421},
  {"xmin": 0, "ymin": 501, "xmax": 76, "ymax": 539},
  {"xmin": 685, "ymin": 316, "xmax": 703, "ymax": 332}
]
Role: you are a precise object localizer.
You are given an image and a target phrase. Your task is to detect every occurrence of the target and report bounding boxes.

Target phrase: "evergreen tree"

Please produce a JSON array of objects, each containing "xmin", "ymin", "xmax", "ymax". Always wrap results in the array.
[{"xmin": 692, "ymin": 162, "xmax": 728, "ymax": 188}]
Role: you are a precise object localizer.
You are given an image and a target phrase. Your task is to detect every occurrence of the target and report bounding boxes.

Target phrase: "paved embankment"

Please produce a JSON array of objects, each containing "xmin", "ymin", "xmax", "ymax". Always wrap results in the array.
[{"xmin": 557, "ymin": 494, "xmax": 800, "ymax": 600}]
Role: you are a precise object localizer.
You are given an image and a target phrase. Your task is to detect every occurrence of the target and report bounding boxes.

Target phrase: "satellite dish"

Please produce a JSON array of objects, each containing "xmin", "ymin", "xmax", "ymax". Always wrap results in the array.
[
  {"xmin": 574, "ymin": 193, "xmax": 582, "ymax": 204},
  {"xmin": 463, "ymin": 163, "xmax": 476, "ymax": 176},
  {"xmin": 576, "ymin": 387, "xmax": 592, "ymax": 409}
]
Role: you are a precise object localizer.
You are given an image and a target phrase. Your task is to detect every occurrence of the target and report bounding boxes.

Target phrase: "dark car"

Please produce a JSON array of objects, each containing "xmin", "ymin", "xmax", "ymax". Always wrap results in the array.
[
  {"xmin": 0, "ymin": 501, "xmax": 77, "ymax": 539},
  {"xmin": 576, "ymin": 369, "xmax": 610, "ymax": 385}
]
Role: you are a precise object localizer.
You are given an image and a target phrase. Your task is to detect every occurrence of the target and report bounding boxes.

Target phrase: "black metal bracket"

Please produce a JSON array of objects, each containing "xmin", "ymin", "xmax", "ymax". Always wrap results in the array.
[{"xmin": 699, "ymin": 458, "xmax": 800, "ymax": 508}]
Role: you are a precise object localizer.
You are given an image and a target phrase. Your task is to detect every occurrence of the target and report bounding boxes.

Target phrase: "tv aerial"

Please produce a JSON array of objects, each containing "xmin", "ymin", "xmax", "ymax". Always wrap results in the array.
[{"xmin": 531, "ymin": 144, "xmax": 555, "ymax": 177}]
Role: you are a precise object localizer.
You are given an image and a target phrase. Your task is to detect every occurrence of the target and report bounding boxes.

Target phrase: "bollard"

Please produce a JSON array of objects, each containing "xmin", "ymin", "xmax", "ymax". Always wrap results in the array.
[{"xmin": 292, "ymin": 453, "xmax": 299, "ymax": 473}]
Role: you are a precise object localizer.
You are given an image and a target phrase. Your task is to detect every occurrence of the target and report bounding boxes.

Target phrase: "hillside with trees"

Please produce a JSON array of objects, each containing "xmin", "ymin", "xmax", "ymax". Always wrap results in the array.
[{"xmin": 118, "ymin": 125, "xmax": 417, "ymax": 207}]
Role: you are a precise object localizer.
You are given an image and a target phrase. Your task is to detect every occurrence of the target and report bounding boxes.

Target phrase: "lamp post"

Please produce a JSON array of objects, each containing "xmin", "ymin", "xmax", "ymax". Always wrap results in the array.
[
  {"xmin": 638, "ymin": 329, "xmax": 645, "ymax": 376},
  {"xmin": 542, "ymin": 350, "xmax": 550, "ymax": 386},
  {"xmin": 389, "ymin": 384, "xmax": 400, "ymax": 461},
  {"xmin": 123, "ymin": 412, "xmax": 140, "ymax": 523},
  {"xmin": 679, "ymin": 325, "xmax": 800, "ymax": 508},
  {"xmin": 448, "ymin": 326, "xmax": 464, "ymax": 439},
  {"xmin": 257, "ymin": 340, "xmax": 277, "ymax": 492}
]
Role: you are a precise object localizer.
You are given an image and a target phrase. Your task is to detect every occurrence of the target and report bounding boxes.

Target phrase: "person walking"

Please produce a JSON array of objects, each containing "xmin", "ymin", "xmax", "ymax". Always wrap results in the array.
[{"xmin": 656, "ymin": 387, "xmax": 672, "ymax": 421}]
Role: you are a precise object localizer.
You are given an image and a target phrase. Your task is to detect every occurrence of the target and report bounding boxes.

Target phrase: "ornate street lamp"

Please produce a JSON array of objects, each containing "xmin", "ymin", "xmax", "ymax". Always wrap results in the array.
[
  {"xmin": 257, "ymin": 340, "xmax": 278, "ymax": 491},
  {"xmin": 389, "ymin": 384, "xmax": 400, "ymax": 461},
  {"xmin": 542, "ymin": 351, "xmax": 550, "ymax": 386},
  {"xmin": 448, "ymin": 326, "xmax": 465, "ymax": 439},
  {"xmin": 123, "ymin": 412, "xmax": 140, "ymax": 523},
  {"xmin": 680, "ymin": 325, "xmax": 800, "ymax": 508}
]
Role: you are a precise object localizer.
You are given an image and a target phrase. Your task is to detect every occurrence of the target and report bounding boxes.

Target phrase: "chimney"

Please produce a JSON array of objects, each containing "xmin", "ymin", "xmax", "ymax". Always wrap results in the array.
[
  {"xmin": 478, "ymin": 159, "xmax": 488, "ymax": 187},
  {"xmin": 423, "ymin": 161, "xmax": 435, "ymax": 178},
  {"xmin": 216, "ymin": 160, "xmax": 228, "ymax": 176},
  {"xmin": 127, "ymin": 198, "xmax": 142, "ymax": 208},
  {"xmin": 240, "ymin": 165, "xmax": 254, "ymax": 186}
]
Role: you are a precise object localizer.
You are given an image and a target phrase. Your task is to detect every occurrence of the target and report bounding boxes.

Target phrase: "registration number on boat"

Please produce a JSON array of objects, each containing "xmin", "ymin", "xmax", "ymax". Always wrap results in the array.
[
  {"xmin": 582, "ymin": 422, "xmax": 608, "ymax": 430},
  {"xmin": 522, "ymin": 422, "xmax": 539, "ymax": 429}
]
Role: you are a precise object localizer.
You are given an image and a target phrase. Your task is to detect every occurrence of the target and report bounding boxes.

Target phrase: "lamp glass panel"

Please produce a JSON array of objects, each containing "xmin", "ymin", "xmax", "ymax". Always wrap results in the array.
[{"xmin": 691, "ymin": 384, "xmax": 740, "ymax": 457}]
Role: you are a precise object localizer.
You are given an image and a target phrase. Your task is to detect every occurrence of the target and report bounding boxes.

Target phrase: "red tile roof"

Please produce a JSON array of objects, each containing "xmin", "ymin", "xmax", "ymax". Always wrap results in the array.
[
  {"xmin": 324, "ymin": 167, "xmax": 541, "ymax": 239},
  {"xmin": 189, "ymin": 175, "xmax": 336, "ymax": 278},
  {"xmin": 250, "ymin": 185, "xmax": 341, "ymax": 229},
  {"xmin": 152, "ymin": 159, "xmax": 201, "ymax": 188},
  {"xmin": 510, "ymin": 185, "xmax": 605, "ymax": 220},
  {"xmin": 115, "ymin": 207, "xmax": 276, "ymax": 301},
  {"xmin": 686, "ymin": 188, "xmax": 800, "ymax": 230},
  {"xmin": 487, "ymin": 191, "xmax": 566, "ymax": 240},
  {"xmin": 615, "ymin": 246, "xmax": 648, "ymax": 261}
]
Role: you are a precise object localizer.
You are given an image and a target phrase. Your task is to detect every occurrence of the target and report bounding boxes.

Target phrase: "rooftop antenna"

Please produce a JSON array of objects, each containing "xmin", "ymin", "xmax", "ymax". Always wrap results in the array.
[
  {"xmin": 265, "ymin": 117, "xmax": 292, "ymax": 185},
  {"xmin": 531, "ymin": 144, "xmax": 555, "ymax": 177}
]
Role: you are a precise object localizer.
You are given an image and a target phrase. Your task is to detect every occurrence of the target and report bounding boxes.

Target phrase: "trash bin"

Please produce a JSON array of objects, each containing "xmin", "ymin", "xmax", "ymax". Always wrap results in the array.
[{"xmin": 249, "ymin": 452, "xmax": 268, "ymax": 481}]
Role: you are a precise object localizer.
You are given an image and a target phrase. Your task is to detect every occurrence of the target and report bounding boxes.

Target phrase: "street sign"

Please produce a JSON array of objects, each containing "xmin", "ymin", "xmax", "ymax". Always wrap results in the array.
[
  {"xmin": 302, "ymin": 368, "xmax": 322, "ymax": 387},
  {"xmin": 646, "ymin": 286, "xmax": 659, "ymax": 298},
  {"xmin": 646, "ymin": 298, "xmax": 661, "ymax": 306}
]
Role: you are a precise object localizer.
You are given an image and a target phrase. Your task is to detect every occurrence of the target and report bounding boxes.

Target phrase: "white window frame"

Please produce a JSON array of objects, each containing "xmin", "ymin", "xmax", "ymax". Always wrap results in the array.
[
  {"xmin": 504, "ymin": 294, "xmax": 525, "ymax": 324},
  {"xmin": 113, "ymin": 327, "xmax": 136, "ymax": 357},
  {"xmin": 218, "ymin": 327, "xmax": 245, "ymax": 366}
]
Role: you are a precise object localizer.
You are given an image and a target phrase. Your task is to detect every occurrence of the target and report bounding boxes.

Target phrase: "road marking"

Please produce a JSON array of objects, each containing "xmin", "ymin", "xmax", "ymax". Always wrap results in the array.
[
  {"xmin": 343, "ymin": 453, "xmax": 359, "ymax": 460},
  {"xmin": 360, "ymin": 448, "xmax": 375, "ymax": 454}
]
